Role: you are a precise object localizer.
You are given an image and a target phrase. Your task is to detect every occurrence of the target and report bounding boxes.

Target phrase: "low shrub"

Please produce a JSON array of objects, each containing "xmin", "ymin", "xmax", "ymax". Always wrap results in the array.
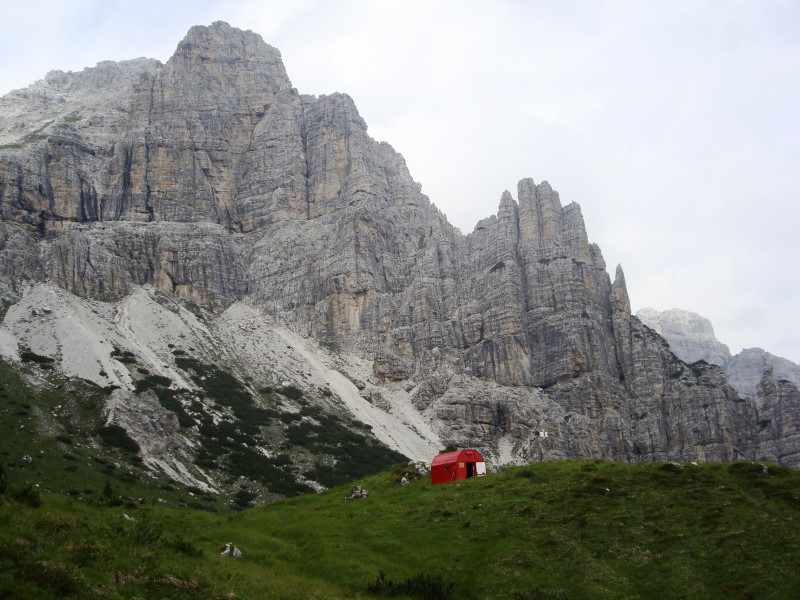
[
  {"xmin": 129, "ymin": 516, "xmax": 165, "ymax": 546},
  {"xmin": 233, "ymin": 488, "xmax": 258, "ymax": 508},
  {"xmin": 277, "ymin": 385, "xmax": 304, "ymax": 400},
  {"xmin": 20, "ymin": 351, "xmax": 54, "ymax": 364},
  {"xmin": 10, "ymin": 483, "xmax": 42, "ymax": 508},
  {"xmin": 97, "ymin": 424, "xmax": 140, "ymax": 454},
  {"xmin": 163, "ymin": 536, "xmax": 203, "ymax": 556},
  {"xmin": 367, "ymin": 570, "xmax": 455, "ymax": 600}
]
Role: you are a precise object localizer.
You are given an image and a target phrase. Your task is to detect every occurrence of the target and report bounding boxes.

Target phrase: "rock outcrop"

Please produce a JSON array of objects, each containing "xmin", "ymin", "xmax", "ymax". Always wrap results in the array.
[
  {"xmin": 636, "ymin": 308, "xmax": 732, "ymax": 366},
  {"xmin": 726, "ymin": 348, "xmax": 800, "ymax": 401},
  {"xmin": 0, "ymin": 21, "xmax": 794, "ymax": 471},
  {"xmin": 755, "ymin": 363, "xmax": 800, "ymax": 467},
  {"xmin": 637, "ymin": 308, "xmax": 800, "ymax": 399}
]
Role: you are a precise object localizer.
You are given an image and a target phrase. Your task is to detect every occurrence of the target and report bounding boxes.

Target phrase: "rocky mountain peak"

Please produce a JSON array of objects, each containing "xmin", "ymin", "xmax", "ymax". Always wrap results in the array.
[
  {"xmin": 1, "ymin": 22, "xmax": 798, "ymax": 477},
  {"xmin": 517, "ymin": 178, "xmax": 561, "ymax": 239},
  {"xmin": 169, "ymin": 21, "xmax": 290, "ymax": 87}
]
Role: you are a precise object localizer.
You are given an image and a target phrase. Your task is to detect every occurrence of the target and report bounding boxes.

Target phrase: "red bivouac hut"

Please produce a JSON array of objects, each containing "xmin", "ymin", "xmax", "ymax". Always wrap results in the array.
[{"xmin": 430, "ymin": 449, "xmax": 487, "ymax": 485}]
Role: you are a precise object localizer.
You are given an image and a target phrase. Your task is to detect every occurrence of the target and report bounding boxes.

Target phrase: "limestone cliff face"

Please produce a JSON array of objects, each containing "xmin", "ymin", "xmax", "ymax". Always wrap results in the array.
[
  {"xmin": 756, "ymin": 363, "xmax": 800, "ymax": 467},
  {"xmin": 0, "ymin": 22, "xmax": 791, "ymax": 468}
]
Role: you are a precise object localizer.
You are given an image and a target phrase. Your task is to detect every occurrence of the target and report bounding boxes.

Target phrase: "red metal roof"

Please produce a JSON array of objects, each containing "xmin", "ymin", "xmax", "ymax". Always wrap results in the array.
[{"xmin": 431, "ymin": 449, "xmax": 483, "ymax": 466}]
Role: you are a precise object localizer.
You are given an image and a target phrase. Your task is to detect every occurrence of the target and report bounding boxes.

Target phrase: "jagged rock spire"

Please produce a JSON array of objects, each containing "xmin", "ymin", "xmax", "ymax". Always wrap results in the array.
[{"xmin": 612, "ymin": 264, "xmax": 631, "ymax": 315}]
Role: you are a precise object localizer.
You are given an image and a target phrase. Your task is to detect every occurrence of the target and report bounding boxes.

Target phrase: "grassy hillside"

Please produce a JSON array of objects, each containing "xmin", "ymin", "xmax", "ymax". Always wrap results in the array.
[{"xmin": 2, "ymin": 459, "xmax": 799, "ymax": 599}]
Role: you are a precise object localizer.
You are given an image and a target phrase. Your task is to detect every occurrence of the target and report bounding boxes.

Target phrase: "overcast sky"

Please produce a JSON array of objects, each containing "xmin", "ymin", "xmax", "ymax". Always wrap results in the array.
[{"xmin": 2, "ymin": 0, "xmax": 798, "ymax": 364}]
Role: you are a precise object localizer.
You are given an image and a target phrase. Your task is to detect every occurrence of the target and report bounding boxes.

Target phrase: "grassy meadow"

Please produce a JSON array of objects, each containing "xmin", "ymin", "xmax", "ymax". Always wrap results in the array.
[{"xmin": 2, "ymin": 459, "xmax": 800, "ymax": 599}]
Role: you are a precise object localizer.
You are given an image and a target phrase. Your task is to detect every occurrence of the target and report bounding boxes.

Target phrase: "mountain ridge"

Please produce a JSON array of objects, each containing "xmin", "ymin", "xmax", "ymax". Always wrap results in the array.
[
  {"xmin": 1, "ymin": 22, "xmax": 797, "ymax": 493},
  {"xmin": 636, "ymin": 307, "xmax": 800, "ymax": 400}
]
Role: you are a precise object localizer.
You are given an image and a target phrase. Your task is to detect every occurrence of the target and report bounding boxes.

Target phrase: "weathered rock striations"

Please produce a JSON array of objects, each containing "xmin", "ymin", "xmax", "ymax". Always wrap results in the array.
[
  {"xmin": 0, "ymin": 22, "xmax": 793, "ymax": 469},
  {"xmin": 756, "ymin": 362, "xmax": 800, "ymax": 467}
]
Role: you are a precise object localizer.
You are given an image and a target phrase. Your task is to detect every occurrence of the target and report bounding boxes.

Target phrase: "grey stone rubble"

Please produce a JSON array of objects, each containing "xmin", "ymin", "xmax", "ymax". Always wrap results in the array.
[
  {"xmin": 220, "ymin": 542, "xmax": 242, "ymax": 558},
  {"xmin": 344, "ymin": 485, "xmax": 368, "ymax": 501}
]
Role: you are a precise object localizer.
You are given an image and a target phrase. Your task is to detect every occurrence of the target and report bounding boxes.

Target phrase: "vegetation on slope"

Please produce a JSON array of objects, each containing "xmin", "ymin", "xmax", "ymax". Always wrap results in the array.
[
  {"xmin": 1, "ymin": 459, "xmax": 799, "ymax": 599},
  {"xmin": 0, "ymin": 355, "xmax": 406, "ymax": 510}
]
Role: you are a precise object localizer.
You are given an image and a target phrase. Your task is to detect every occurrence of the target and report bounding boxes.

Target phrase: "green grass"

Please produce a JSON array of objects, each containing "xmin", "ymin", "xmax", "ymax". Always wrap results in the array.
[
  {"xmin": 1, "ymin": 459, "xmax": 799, "ymax": 599},
  {"xmin": 0, "ymin": 120, "xmax": 53, "ymax": 150}
]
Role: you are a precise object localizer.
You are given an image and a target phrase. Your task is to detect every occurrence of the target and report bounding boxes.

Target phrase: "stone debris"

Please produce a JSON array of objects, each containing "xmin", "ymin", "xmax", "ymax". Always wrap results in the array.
[
  {"xmin": 220, "ymin": 542, "xmax": 242, "ymax": 558},
  {"xmin": 408, "ymin": 461, "xmax": 430, "ymax": 477},
  {"xmin": 344, "ymin": 485, "xmax": 368, "ymax": 501}
]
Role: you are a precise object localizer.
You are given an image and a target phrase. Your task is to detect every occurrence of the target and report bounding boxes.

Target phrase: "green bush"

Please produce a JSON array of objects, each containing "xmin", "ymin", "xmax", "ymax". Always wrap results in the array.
[
  {"xmin": 130, "ymin": 516, "xmax": 164, "ymax": 546},
  {"xmin": 187, "ymin": 365, "xmax": 277, "ymax": 428},
  {"xmin": 134, "ymin": 374, "xmax": 172, "ymax": 392},
  {"xmin": 225, "ymin": 448, "xmax": 310, "ymax": 497},
  {"xmin": 163, "ymin": 536, "xmax": 204, "ymax": 556},
  {"xmin": 20, "ymin": 351, "xmax": 54, "ymax": 364},
  {"xmin": 10, "ymin": 483, "xmax": 42, "ymax": 508},
  {"xmin": 175, "ymin": 355, "xmax": 209, "ymax": 377},
  {"xmin": 152, "ymin": 387, "xmax": 195, "ymax": 428},
  {"xmin": 277, "ymin": 385, "xmax": 304, "ymax": 400},
  {"xmin": 110, "ymin": 348, "xmax": 137, "ymax": 363},
  {"xmin": 233, "ymin": 488, "xmax": 258, "ymax": 508},
  {"xmin": 97, "ymin": 424, "xmax": 140, "ymax": 454},
  {"xmin": 367, "ymin": 570, "xmax": 455, "ymax": 600}
]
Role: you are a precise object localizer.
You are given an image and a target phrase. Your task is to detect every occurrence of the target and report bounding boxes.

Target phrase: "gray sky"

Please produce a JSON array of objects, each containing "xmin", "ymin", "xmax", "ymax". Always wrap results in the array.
[{"xmin": 2, "ymin": 0, "xmax": 798, "ymax": 364}]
